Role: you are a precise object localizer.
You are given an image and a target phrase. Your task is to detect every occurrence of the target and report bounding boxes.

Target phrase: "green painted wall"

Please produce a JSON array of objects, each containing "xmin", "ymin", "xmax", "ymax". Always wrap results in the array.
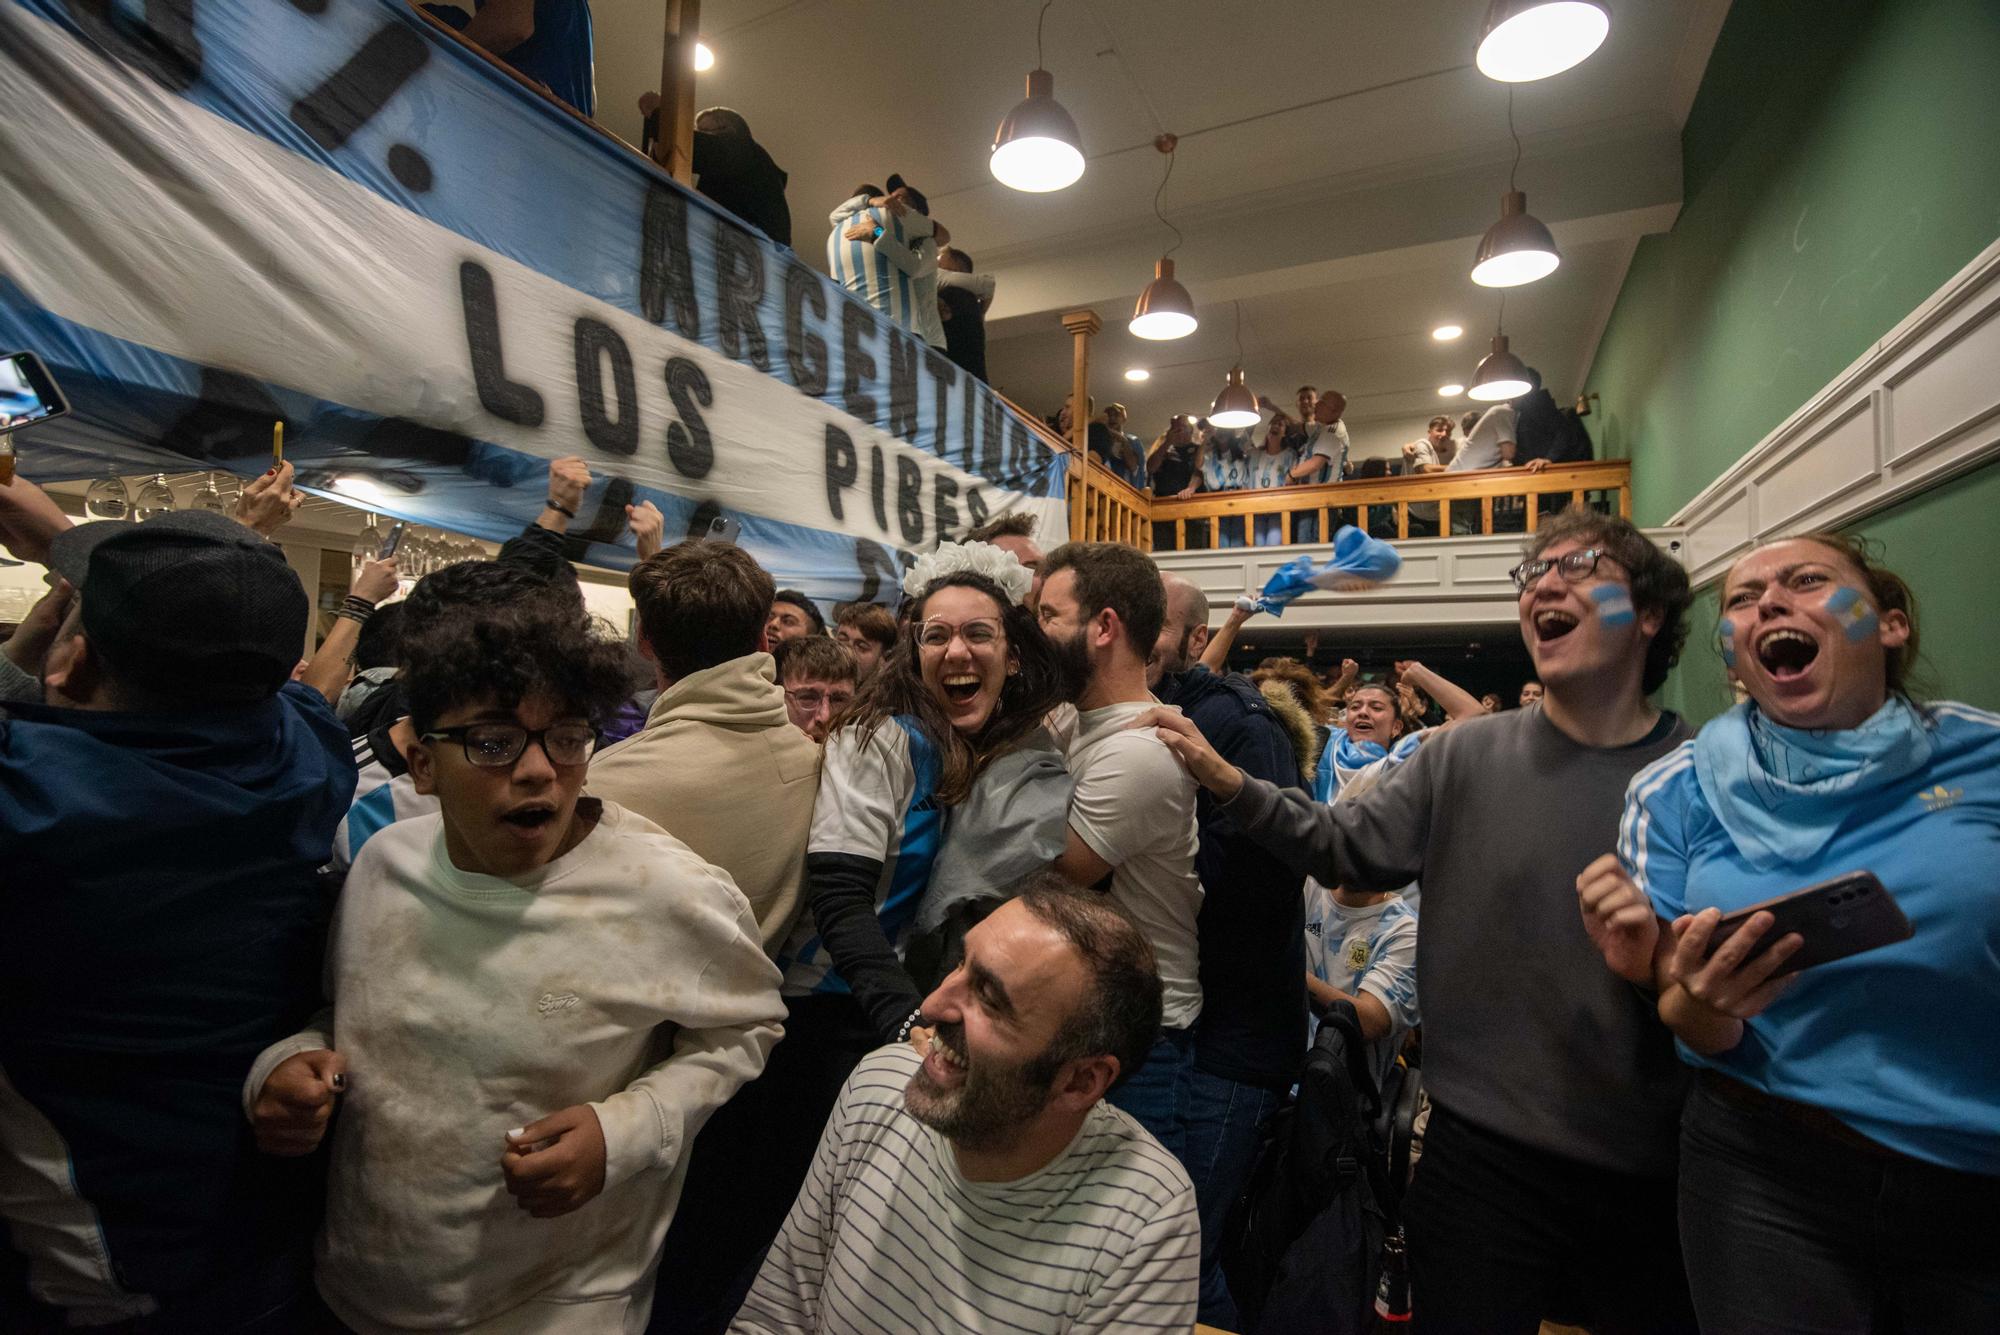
[{"xmin": 1584, "ymin": 0, "xmax": 2000, "ymax": 719}]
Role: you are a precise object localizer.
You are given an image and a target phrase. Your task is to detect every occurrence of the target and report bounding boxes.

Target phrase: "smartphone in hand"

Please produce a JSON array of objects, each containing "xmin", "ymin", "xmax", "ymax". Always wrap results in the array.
[
  {"xmin": 706, "ymin": 515, "xmax": 741, "ymax": 545},
  {"xmin": 1704, "ymin": 871, "xmax": 1911, "ymax": 973},
  {"xmin": 378, "ymin": 522, "xmax": 406, "ymax": 559}
]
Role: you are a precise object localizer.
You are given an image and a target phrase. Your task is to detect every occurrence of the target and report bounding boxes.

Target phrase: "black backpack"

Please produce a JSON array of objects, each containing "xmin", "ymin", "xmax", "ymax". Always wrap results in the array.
[{"xmin": 1222, "ymin": 1002, "xmax": 1393, "ymax": 1335}]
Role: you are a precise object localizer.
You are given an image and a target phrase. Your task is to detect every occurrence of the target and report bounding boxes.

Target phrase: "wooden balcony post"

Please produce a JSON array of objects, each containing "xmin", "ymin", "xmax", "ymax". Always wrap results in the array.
[
  {"xmin": 653, "ymin": 0, "xmax": 702, "ymax": 183},
  {"xmin": 1060, "ymin": 309, "xmax": 1101, "ymax": 542}
]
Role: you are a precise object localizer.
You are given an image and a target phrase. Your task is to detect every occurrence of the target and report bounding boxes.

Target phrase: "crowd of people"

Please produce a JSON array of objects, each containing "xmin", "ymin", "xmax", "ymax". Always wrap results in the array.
[{"xmin": 0, "ymin": 449, "xmax": 1994, "ymax": 1335}]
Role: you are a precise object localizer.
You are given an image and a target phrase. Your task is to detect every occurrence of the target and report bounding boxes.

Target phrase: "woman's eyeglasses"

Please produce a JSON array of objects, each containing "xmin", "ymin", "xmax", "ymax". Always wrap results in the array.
[{"xmin": 917, "ymin": 617, "xmax": 1003, "ymax": 649}]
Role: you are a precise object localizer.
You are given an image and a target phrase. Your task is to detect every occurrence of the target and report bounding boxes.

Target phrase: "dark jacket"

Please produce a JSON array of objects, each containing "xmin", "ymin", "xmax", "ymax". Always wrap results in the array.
[
  {"xmin": 693, "ymin": 128, "xmax": 792, "ymax": 248},
  {"xmin": 0, "ymin": 683, "xmax": 356, "ymax": 1318},
  {"xmin": 1161, "ymin": 666, "xmax": 1309, "ymax": 1089}
]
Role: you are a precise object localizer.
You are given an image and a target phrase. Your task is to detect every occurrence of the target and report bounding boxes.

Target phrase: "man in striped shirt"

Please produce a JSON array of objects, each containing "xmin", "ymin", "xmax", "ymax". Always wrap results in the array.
[
  {"xmin": 826, "ymin": 181, "xmax": 939, "ymax": 340},
  {"xmin": 733, "ymin": 879, "xmax": 1198, "ymax": 1334}
]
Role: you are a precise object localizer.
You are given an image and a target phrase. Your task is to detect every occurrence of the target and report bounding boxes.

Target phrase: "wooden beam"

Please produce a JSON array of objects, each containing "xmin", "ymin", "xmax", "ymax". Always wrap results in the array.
[
  {"xmin": 653, "ymin": 0, "xmax": 702, "ymax": 183},
  {"xmin": 1061, "ymin": 309, "xmax": 1102, "ymax": 542}
]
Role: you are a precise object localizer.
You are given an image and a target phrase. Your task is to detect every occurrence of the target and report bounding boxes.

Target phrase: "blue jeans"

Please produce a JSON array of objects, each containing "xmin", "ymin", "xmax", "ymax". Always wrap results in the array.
[
  {"xmin": 1184, "ymin": 1066, "xmax": 1282, "ymax": 1328},
  {"xmin": 1108, "ymin": 1027, "xmax": 1195, "ymax": 1163}
]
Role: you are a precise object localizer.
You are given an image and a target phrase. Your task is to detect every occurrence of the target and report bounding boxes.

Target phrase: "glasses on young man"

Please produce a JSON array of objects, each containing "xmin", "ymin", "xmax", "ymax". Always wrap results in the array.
[
  {"xmin": 784, "ymin": 687, "xmax": 854, "ymax": 712},
  {"xmin": 1509, "ymin": 547, "xmax": 1610, "ymax": 593},
  {"xmin": 420, "ymin": 722, "xmax": 600, "ymax": 768},
  {"xmin": 917, "ymin": 617, "xmax": 1003, "ymax": 649}
]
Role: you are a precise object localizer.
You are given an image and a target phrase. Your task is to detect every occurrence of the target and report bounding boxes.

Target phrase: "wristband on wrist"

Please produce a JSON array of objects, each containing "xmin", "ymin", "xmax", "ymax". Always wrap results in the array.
[
  {"xmin": 545, "ymin": 498, "xmax": 577, "ymax": 519},
  {"xmin": 336, "ymin": 594, "xmax": 377, "ymax": 626}
]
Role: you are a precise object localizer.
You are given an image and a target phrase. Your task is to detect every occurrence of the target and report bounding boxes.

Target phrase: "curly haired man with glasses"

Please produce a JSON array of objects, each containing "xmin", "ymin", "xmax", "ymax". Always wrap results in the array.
[{"xmin": 1141, "ymin": 510, "xmax": 1701, "ymax": 1335}]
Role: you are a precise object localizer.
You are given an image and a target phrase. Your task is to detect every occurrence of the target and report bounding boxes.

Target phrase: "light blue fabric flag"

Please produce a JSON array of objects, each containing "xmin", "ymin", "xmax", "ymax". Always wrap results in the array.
[{"xmin": 1239, "ymin": 525, "xmax": 1402, "ymax": 617}]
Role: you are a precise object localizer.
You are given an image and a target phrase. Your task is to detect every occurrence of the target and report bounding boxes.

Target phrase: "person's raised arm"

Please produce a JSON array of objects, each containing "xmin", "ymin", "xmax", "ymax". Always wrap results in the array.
[
  {"xmin": 299, "ymin": 557, "xmax": 399, "ymax": 705},
  {"xmin": 460, "ymin": 0, "xmax": 535, "ymax": 55},
  {"xmin": 0, "ymin": 473, "xmax": 74, "ymax": 564},
  {"xmin": 1288, "ymin": 451, "xmax": 1328, "ymax": 482},
  {"xmin": 1395, "ymin": 660, "xmax": 1483, "ymax": 723},
  {"xmin": 1199, "ymin": 601, "xmax": 1255, "ymax": 673},
  {"xmin": 537, "ymin": 455, "xmax": 590, "ymax": 534},
  {"xmin": 625, "ymin": 500, "xmax": 665, "ymax": 561},
  {"xmin": 236, "ymin": 462, "xmax": 303, "ymax": 538}
]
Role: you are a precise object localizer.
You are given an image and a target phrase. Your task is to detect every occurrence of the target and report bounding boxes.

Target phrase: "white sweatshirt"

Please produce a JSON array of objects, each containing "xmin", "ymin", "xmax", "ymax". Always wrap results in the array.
[{"xmin": 246, "ymin": 800, "xmax": 786, "ymax": 1333}]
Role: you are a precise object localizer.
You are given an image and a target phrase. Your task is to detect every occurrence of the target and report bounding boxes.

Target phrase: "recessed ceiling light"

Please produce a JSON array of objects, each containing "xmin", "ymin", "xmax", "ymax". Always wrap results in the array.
[
  {"xmin": 1432, "ymin": 324, "xmax": 1464, "ymax": 341},
  {"xmin": 1438, "ymin": 383, "xmax": 1466, "ymax": 396},
  {"xmin": 694, "ymin": 41, "xmax": 715, "ymax": 71},
  {"xmin": 1124, "ymin": 368, "xmax": 1151, "ymax": 382}
]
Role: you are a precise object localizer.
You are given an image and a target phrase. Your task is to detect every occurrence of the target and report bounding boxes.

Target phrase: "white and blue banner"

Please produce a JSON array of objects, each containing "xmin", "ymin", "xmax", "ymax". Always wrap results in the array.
[{"xmin": 0, "ymin": 0, "xmax": 1068, "ymax": 603}]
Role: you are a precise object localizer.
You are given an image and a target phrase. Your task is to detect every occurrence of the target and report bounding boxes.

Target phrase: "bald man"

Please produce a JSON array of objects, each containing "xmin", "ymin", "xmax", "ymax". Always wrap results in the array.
[{"xmin": 1148, "ymin": 573, "xmax": 1308, "ymax": 1327}]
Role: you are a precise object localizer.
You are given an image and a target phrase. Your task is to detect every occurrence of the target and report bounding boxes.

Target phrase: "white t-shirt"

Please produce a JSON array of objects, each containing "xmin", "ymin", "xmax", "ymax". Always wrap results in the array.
[
  {"xmin": 1301, "ymin": 420, "xmax": 1351, "ymax": 478},
  {"xmin": 734, "ymin": 1044, "xmax": 1198, "ymax": 1334},
  {"xmin": 1403, "ymin": 436, "xmax": 1441, "ymax": 471},
  {"xmin": 1065, "ymin": 701, "xmax": 1203, "ymax": 1028},
  {"xmin": 1451, "ymin": 405, "xmax": 1515, "ymax": 471},
  {"xmin": 1303, "ymin": 890, "xmax": 1419, "ymax": 1089},
  {"xmin": 249, "ymin": 802, "xmax": 786, "ymax": 1334}
]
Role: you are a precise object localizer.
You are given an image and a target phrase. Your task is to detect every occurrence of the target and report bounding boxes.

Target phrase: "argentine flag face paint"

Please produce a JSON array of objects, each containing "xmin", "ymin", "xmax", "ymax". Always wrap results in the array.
[
  {"xmin": 1590, "ymin": 583, "xmax": 1637, "ymax": 627},
  {"xmin": 1825, "ymin": 586, "xmax": 1879, "ymax": 641},
  {"xmin": 1716, "ymin": 615, "xmax": 1739, "ymax": 670}
]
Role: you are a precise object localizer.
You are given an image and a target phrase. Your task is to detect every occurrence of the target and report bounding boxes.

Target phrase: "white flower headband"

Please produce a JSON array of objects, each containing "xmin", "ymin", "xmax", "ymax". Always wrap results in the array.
[{"xmin": 901, "ymin": 540, "xmax": 1034, "ymax": 606}]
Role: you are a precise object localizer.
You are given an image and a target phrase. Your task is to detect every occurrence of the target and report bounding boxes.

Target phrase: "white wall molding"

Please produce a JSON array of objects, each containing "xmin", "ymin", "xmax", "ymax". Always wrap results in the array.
[{"xmin": 1670, "ymin": 235, "xmax": 2000, "ymax": 588}]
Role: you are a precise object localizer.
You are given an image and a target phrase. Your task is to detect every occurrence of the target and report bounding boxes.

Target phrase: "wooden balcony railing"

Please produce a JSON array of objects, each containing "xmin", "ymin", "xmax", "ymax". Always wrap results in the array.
[{"xmin": 1138, "ymin": 459, "xmax": 1631, "ymax": 552}]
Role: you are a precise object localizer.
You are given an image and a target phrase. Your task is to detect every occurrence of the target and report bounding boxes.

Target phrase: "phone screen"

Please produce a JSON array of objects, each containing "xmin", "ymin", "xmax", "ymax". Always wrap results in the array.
[
  {"xmin": 0, "ymin": 353, "xmax": 67, "ymax": 433},
  {"xmin": 378, "ymin": 522, "xmax": 406, "ymax": 559}
]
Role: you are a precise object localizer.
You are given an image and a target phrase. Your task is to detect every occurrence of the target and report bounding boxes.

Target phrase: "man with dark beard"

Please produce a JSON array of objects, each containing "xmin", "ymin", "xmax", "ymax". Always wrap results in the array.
[
  {"xmin": 731, "ymin": 878, "xmax": 1198, "ymax": 1334},
  {"xmin": 1149, "ymin": 573, "xmax": 1307, "ymax": 1328}
]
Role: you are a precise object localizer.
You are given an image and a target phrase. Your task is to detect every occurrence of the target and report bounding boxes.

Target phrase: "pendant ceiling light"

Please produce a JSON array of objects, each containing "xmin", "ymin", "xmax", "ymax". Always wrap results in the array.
[
  {"xmin": 1472, "ymin": 88, "xmax": 1559, "ymax": 288},
  {"xmin": 1468, "ymin": 294, "xmax": 1534, "ymax": 401},
  {"xmin": 1475, "ymin": 0, "xmax": 1610, "ymax": 83},
  {"xmin": 1130, "ymin": 135, "xmax": 1198, "ymax": 341},
  {"xmin": 990, "ymin": 3, "xmax": 1085, "ymax": 193},
  {"xmin": 1209, "ymin": 302, "xmax": 1261, "ymax": 428}
]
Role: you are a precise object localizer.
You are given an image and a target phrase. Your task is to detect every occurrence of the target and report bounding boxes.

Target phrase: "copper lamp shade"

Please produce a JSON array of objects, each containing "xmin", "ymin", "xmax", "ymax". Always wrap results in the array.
[
  {"xmin": 1467, "ymin": 334, "xmax": 1533, "ymax": 401},
  {"xmin": 1471, "ymin": 190, "xmax": 1560, "ymax": 288},
  {"xmin": 990, "ymin": 69, "xmax": 1086, "ymax": 193},
  {"xmin": 1130, "ymin": 258, "xmax": 1198, "ymax": 341},
  {"xmin": 1209, "ymin": 367, "xmax": 1260, "ymax": 428},
  {"xmin": 1476, "ymin": 0, "xmax": 1610, "ymax": 82}
]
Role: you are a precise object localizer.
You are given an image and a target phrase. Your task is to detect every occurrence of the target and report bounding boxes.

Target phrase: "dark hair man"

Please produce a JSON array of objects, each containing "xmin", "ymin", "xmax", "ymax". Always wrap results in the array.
[
  {"xmin": 636, "ymin": 100, "xmax": 792, "ymax": 247},
  {"xmin": 766, "ymin": 589, "xmax": 824, "ymax": 645},
  {"xmin": 965, "ymin": 511, "xmax": 1045, "ymax": 604},
  {"xmin": 0, "ymin": 509, "xmax": 357, "ymax": 1331},
  {"xmin": 736, "ymin": 879, "xmax": 1197, "ymax": 1333},
  {"xmin": 1141, "ymin": 511, "xmax": 1700, "ymax": 1335},
  {"xmin": 831, "ymin": 602, "xmax": 896, "ymax": 681},
  {"xmin": 774, "ymin": 636, "xmax": 859, "ymax": 743},
  {"xmin": 1149, "ymin": 573, "xmax": 1307, "ymax": 1326},
  {"xmin": 592, "ymin": 539, "xmax": 820, "ymax": 953},
  {"xmin": 936, "ymin": 246, "xmax": 994, "ymax": 383},
  {"xmin": 1037, "ymin": 543, "xmax": 1201, "ymax": 1161}
]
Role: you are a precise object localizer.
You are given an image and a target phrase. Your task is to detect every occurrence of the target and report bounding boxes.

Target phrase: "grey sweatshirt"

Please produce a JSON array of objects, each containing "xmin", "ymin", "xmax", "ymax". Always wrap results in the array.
[{"xmin": 1225, "ymin": 706, "xmax": 1692, "ymax": 1175}]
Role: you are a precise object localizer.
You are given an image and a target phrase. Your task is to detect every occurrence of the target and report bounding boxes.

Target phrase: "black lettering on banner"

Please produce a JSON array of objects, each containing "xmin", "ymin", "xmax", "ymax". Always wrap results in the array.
[
  {"xmin": 867, "ymin": 443, "xmax": 888, "ymax": 533},
  {"xmin": 784, "ymin": 264, "xmax": 829, "ymax": 395},
  {"xmin": 61, "ymin": 0, "xmax": 202, "ymax": 91},
  {"xmin": 854, "ymin": 538, "xmax": 899, "ymax": 605},
  {"xmin": 663, "ymin": 357, "xmax": 713, "ymax": 478},
  {"xmin": 714, "ymin": 224, "xmax": 769, "ymax": 371},
  {"xmin": 459, "ymin": 261, "xmax": 545, "ymax": 426},
  {"xmin": 965, "ymin": 487, "xmax": 991, "ymax": 529},
  {"xmin": 573, "ymin": 318, "xmax": 638, "ymax": 456},
  {"xmin": 933, "ymin": 474, "xmax": 960, "ymax": 538},
  {"xmin": 979, "ymin": 391, "xmax": 1005, "ymax": 479},
  {"xmin": 290, "ymin": 24, "xmax": 428, "ymax": 151},
  {"xmin": 562, "ymin": 475, "xmax": 637, "ymax": 559},
  {"xmin": 896, "ymin": 455, "xmax": 924, "ymax": 545},
  {"xmin": 922, "ymin": 349, "xmax": 958, "ymax": 456},
  {"xmin": 1006, "ymin": 418, "xmax": 1033, "ymax": 488},
  {"xmin": 886, "ymin": 334, "xmax": 920, "ymax": 443},
  {"xmin": 823, "ymin": 425, "xmax": 858, "ymax": 522},
  {"xmin": 841, "ymin": 303, "xmax": 878, "ymax": 422},
  {"xmin": 640, "ymin": 184, "xmax": 700, "ymax": 336}
]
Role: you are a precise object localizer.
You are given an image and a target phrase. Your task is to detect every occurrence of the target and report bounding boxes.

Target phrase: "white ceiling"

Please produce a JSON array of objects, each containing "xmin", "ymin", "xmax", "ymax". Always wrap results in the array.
[{"xmin": 591, "ymin": 0, "xmax": 1731, "ymax": 436}]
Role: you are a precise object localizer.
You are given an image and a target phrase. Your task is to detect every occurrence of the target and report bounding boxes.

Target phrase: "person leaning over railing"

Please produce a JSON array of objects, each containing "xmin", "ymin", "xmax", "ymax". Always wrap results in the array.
[{"xmin": 1578, "ymin": 532, "xmax": 2000, "ymax": 1334}]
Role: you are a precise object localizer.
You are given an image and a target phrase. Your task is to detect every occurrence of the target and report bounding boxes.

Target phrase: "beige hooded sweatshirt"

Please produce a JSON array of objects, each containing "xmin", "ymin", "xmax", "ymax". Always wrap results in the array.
[{"xmin": 589, "ymin": 653, "xmax": 821, "ymax": 954}]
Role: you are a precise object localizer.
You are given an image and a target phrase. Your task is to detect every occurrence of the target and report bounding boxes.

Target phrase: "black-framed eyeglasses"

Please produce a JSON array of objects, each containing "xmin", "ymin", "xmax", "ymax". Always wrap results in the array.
[
  {"xmin": 420, "ymin": 722, "xmax": 600, "ymax": 768},
  {"xmin": 1509, "ymin": 547, "xmax": 1609, "ymax": 593}
]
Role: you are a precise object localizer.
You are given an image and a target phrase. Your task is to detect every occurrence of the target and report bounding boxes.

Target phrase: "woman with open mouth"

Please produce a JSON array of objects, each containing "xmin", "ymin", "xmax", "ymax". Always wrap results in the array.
[{"xmin": 1579, "ymin": 532, "xmax": 2000, "ymax": 1334}]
